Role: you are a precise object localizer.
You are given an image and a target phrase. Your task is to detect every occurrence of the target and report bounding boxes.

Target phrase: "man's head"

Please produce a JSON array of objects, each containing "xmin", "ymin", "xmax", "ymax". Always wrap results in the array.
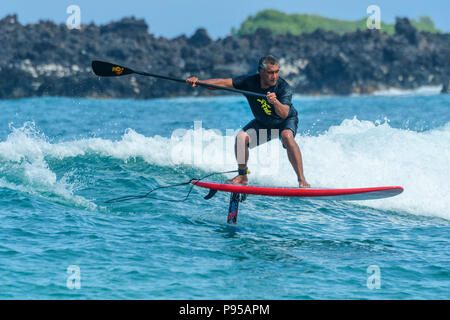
[{"xmin": 258, "ymin": 55, "xmax": 280, "ymax": 88}]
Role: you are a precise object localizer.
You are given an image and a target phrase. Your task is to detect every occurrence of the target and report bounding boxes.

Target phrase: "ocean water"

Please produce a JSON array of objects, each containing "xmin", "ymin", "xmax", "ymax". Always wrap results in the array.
[{"xmin": 0, "ymin": 92, "xmax": 449, "ymax": 299}]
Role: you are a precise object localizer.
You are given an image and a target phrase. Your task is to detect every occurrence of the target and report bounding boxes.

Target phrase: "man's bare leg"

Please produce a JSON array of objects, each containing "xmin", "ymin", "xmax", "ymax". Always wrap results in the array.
[
  {"xmin": 226, "ymin": 130, "xmax": 249, "ymax": 185},
  {"xmin": 281, "ymin": 130, "xmax": 310, "ymax": 188}
]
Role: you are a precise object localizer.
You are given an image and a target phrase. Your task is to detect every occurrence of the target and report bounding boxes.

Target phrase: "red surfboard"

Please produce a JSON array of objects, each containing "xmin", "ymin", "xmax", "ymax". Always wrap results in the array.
[{"xmin": 191, "ymin": 180, "xmax": 404, "ymax": 201}]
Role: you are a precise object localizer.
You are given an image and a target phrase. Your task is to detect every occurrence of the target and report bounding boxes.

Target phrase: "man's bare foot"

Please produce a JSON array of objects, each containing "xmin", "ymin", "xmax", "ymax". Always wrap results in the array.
[
  {"xmin": 225, "ymin": 175, "xmax": 248, "ymax": 185},
  {"xmin": 299, "ymin": 179, "xmax": 311, "ymax": 188}
]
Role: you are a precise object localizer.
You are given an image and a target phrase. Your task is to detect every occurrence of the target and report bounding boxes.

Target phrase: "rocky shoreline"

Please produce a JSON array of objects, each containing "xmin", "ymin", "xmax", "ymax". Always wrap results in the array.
[{"xmin": 0, "ymin": 14, "xmax": 449, "ymax": 99}]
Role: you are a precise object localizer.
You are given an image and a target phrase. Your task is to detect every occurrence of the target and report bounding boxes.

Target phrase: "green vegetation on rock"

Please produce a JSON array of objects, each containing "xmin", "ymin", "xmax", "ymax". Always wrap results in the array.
[{"xmin": 233, "ymin": 9, "xmax": 440, "ymax": 36}]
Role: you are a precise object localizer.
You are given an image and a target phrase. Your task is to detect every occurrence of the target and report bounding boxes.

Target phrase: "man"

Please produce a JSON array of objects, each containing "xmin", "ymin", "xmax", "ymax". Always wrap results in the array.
[{"xmin": 186, "ymin": 55, "xmax": 310, "ymax": 188}]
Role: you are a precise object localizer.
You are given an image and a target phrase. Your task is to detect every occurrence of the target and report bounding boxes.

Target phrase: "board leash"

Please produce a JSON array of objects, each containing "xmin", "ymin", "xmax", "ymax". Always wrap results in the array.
[{"xmin": 104, "ymin": 169, "xmax": 239, "ymax": 204}]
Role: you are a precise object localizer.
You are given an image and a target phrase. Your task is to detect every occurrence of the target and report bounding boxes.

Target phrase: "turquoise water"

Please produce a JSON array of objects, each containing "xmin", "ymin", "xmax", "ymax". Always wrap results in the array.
[{"xmin": 0, "ymin": 93, "xmax": 449, "ymax": 299}]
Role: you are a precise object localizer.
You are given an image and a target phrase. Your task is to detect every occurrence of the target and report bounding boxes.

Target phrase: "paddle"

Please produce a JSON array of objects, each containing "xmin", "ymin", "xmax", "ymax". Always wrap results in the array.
[{"xmin": 91, "ymin": 60, "xmax": 267, "ymax": 98}]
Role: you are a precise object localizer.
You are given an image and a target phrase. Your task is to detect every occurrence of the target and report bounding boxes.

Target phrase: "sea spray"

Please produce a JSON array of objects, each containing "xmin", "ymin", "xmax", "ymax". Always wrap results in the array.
[{"xmin": 1, "ymin": 117, "xmax": 449, "ymax": 219}]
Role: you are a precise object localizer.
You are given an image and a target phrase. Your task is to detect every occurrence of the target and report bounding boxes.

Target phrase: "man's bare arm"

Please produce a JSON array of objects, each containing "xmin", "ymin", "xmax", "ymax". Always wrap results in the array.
[{"xmin": 186, "ymin": 77, "xmax": 233, "ymax": 89}]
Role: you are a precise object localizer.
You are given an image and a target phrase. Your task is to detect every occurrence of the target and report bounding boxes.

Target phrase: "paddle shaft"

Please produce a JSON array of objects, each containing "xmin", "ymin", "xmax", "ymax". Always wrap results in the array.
[
  {"xmin": 91, "ymin": 60, "xmax": 267, "ymax": 98},
  {"xmin": 133, "ymin": 69, "xmax": 267, "ymax": 98}
]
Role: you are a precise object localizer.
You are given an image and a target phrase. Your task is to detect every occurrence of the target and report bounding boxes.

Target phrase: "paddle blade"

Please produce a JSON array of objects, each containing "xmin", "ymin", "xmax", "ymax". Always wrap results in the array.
[{"xmin": 91, "ymin": 60, "xmax": 134, "ymax": 77}]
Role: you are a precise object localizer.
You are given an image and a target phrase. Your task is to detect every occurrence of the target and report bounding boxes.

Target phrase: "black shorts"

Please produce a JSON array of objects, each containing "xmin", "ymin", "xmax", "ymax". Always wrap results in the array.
[{"xmin": 242, "ymin": 116, "xmax": 298, "ymax": 149}]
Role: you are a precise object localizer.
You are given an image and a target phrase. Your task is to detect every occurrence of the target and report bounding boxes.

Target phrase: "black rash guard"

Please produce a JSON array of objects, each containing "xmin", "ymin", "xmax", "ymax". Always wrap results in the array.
[{"xmin": 232, "ymin": 74, "xmax": 298, "ymax": 127}]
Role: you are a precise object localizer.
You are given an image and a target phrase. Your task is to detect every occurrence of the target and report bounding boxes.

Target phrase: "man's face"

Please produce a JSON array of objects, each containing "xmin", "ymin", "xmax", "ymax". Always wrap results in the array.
[{"xmin": 259, "ymin": 63, "xmax": 279, "ymax": 88}]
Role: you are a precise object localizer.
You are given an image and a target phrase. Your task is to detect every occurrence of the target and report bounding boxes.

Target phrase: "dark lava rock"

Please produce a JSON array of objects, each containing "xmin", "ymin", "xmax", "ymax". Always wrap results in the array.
[
  {"xmin": 395, "ymin": 17, "xmax": 419, "ymax": 44},
  {"xmin": 442, "ymin": 82, "xmax": 450, "ymax": 94},
  {"xmin": 0, "ymin": 15, "xmax": 449, "ymax": 99},
  {"xmin": 188, "ymin": 28, "xmax": 212, "ymax": 47}
]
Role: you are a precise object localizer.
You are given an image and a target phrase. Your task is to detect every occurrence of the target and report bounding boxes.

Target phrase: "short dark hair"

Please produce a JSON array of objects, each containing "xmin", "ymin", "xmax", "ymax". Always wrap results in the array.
[{"xmin": 258, "ymin": 55, "xmax": 279, "ymax": 72}]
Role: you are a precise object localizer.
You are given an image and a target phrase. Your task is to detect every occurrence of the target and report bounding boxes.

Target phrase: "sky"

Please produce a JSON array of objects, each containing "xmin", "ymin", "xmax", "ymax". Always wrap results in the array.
[{"xmin": 1, "ymin": 0, "xmax": 449, "ymax": 39}]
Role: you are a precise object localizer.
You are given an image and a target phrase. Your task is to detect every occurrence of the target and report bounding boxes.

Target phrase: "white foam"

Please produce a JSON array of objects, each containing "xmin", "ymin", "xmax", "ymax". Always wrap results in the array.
[
  {"xmin": 299, "ymin": 118, "xmax": 450, "ymax": 220},
  {"xmin": 0, "ymin": 122, "xmax": 96, "ymax": 210},
  {"xmin": 372, "ymin": 85, "xmax": 443, "ymax": 97},
  {"xmin": 1, "ymin": 120, "xmax": 449, "ymax": 220}
]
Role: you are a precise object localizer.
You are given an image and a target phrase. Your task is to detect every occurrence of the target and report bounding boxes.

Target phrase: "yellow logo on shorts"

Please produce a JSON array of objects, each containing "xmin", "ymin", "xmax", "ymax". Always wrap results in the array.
[{"xmin": 257, "ymin": 99, "xmax": 272, "ymax": 115}]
